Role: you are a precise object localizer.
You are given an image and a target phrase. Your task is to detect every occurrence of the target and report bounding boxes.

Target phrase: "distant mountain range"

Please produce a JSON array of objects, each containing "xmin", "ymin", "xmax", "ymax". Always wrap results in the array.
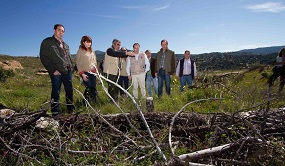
[
  {"xmin": 90, "ymin": 45, "xmax": 284, "ymax": 61},
  {"xmin": 238, "ymin": 45, "xmax": 284, "ymax": 55},
  {"xmin": 2, "ymin": 45, "xmax": 284, "ymax": 71}
]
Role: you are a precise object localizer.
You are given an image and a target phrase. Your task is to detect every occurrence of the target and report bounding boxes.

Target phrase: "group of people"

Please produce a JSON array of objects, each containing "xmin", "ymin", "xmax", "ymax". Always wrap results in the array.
[{"xmin": 40, "ymin": 24, "xmax": 197, "ymax": 116}]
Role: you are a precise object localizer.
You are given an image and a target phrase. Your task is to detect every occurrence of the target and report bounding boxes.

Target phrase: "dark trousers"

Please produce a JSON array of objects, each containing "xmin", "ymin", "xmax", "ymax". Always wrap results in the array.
[
  {"xmin": 82, "ymin": 72, "xmax": 97, "ymax": 104},
  {"xmin": 269, "ymin": 66, "xmax": 285, "ymax": 92},
  {"xmin": 118, "ymin": 75, "xmax": 129, "ymax": 95},
  {"xmin": 107, "ymin": 74, "xmax": 119, "ymax": 100},
  {"xmin": 50, "ymin": 69, "xmax": 73, "ymax": 114},
  {"xmin": 158, "ymin": 69, "xmax": 171, "ymax": 96}
]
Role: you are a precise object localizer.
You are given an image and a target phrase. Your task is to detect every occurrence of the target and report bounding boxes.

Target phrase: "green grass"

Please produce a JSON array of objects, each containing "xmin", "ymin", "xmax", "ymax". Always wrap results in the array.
[{"xmin": 0, "ymin": 55, "xmax": 283, "ymax": 114}]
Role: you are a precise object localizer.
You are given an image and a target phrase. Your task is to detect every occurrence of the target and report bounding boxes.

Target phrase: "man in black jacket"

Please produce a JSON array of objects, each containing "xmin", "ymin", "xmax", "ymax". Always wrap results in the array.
[{"xmin": 40, "ymin": 24, "xmax": 74, "ymax": 116}]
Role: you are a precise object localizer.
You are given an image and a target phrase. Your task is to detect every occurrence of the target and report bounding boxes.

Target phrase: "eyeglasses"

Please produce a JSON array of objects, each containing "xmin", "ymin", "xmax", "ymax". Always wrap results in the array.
[
  {"xmin": 116, "ymin": 43, "xmax": 121, "ymax": 46},
  {"xmin": 122, "ymin": 50, "xmax": 126, "ymax": 52}
]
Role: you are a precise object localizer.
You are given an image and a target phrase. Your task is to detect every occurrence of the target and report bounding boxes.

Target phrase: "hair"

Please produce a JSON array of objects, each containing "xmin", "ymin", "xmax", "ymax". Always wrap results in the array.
[
  {"xmin": 161, "ymin": 39, "xmax": 168, "ymax": 45},
  {"xmin": 184, "ymin": 50, "xmax": 190, "ymax": 54},
  {"xmin": 112, "ymin": 39, "xmax": 121, "ymax": 46},
  {"xmin": 54, "ymin": 24, "xmax": 64, "ymax": 30},
  {"xmin": 278, "ymin": 48, "xmax": 285, "ymax": 57},
  {"xmin": 80, "ymin": 36, "xmax": 93, "ymax": 53},
  {"xmin": 121, "ymin": 46, "xmax": 127, "ymax": 51},
  {"xmin": 145, "ymin": 50, "xmax": 151, "ymax": 54},
  {"xmin": 133, "ymin": 43, "xmax": 140, "ymax": 48}
]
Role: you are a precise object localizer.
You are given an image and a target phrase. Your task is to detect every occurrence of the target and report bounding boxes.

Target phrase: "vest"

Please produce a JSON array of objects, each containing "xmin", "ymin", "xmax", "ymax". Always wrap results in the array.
[
  {"xmin": 103, "ymin": 51, "xmax": 119, "ymax": 75},
  {"xmin": 179, "ymin": 58, "xmax": 195, "ymax": 79},
  {"xmin": 130, "ymin": 52, "xmax": 146, "ymax": 75},
  {"xmin": 119, "ymin": 58, "xmax": 128, "ymax": 76}
]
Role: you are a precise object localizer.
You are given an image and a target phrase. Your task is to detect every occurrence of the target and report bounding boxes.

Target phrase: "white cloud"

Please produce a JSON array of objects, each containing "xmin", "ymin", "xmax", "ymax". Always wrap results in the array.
[
  {"xmin": 153, "ymin": 5, "xmax": 169, "ymax": 11},
  {"xmin": 246, "ymin": 2, "xmax": 285, "ymax": 13}
]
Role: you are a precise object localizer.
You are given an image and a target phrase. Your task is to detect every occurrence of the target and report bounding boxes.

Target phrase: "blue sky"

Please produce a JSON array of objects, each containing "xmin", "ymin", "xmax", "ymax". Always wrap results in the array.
[{"xmin": 0, "ymin": 0, "xmax": 284, "ymax": 56}]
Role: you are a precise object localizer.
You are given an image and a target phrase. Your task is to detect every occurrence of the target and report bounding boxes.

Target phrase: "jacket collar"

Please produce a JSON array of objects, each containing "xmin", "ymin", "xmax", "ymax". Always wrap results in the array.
[
  {"xmin": 160, "ymin": 48, "xmax": 169, "ymax": 52},
  {"xmin": 52, "ymin": 35, "xmax": 63, "ymax": 44}
]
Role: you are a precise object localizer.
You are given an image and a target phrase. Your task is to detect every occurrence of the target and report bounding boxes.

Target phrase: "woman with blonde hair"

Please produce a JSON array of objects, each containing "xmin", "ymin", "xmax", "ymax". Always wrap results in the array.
[{"xmin": 76, "ymin": 36, "xmax": 97, "ymax": 105}]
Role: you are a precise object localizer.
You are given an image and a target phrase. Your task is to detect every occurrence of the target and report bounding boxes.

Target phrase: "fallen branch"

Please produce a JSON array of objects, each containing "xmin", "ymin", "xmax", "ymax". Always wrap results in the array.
[
  {"xmin": 169, "ymin": 98, "xmax": 223, "ymax": 157},
  {"xmin": 177, "ymin": 137, "xmax": 261, "ymax": 164}
]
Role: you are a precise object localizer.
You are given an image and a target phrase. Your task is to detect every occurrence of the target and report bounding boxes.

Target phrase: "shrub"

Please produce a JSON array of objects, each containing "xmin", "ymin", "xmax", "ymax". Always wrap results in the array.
[{"xmin": 0, "ymin": 67, "xmax": 14, "ymax": 82}]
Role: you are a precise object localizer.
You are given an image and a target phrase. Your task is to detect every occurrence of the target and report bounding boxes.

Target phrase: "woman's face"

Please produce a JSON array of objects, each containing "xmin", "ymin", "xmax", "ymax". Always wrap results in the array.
[{"xmin": 83, "ymin": 41, "xmax": 92, "ymax": 49}]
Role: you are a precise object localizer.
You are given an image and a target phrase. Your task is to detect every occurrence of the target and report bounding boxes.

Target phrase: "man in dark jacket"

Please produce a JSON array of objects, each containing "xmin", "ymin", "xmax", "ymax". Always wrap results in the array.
[
  {"xmin": 145, "ymin": 50, "xmax": 158, "ymax": 96},
  {"xmin": 155, "ymin": 39, "xmax": 176, "ymax": 96},
  {"xmin": 40, "ymin": 24, "xmax": 74, "ymax": 116}
]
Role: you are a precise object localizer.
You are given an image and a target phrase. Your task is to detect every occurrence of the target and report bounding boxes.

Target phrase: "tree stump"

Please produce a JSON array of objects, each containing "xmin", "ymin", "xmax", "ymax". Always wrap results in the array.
[{"xmin": 146, "ymin": 97, "xmax": 154, "ymax": 112}]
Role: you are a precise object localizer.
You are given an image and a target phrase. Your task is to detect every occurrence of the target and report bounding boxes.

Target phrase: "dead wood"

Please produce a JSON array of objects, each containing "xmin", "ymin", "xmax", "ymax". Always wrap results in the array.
[{"xmin": 1, "ymin": 106, "xmax": 285, "ymax": 165}]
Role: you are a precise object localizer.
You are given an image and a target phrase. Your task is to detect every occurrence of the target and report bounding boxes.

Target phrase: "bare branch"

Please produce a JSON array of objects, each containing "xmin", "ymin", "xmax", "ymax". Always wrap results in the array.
[{"xmin": 169, "ymin": 98, "xmax": 223, "ymax": 157}]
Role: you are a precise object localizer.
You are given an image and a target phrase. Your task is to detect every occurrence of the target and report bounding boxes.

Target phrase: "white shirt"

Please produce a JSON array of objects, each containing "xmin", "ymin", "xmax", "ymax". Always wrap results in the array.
[{"xmin": 175, "ymin": 58, "xmax": 197, "ymax": 77}]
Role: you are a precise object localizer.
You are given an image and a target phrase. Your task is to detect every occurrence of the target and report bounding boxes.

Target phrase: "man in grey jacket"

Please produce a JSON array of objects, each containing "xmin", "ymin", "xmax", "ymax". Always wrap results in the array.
[{"xmin": 40, "ymin": 24, "xmax": 74, "ymax": 116}]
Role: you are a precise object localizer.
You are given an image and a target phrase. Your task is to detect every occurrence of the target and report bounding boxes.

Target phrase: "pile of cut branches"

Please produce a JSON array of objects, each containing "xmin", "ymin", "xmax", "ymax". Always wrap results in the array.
[{"xmin": 1, "ymin": 105, "xmax": 284, "ymax": 165}]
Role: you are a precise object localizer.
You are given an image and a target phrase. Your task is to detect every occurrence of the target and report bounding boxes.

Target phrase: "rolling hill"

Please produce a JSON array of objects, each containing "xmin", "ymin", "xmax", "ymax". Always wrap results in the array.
[{"xmin": 238, "ymin": 45, "xmax": 284, "ymax": 55}]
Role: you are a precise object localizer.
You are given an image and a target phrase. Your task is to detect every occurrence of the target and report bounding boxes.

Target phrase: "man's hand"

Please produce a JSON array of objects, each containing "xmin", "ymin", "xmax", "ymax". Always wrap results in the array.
[
  {"xmin": 126, "ymin": 51, "xmax": 135, "ymax": 57},
  {"xmin": 53, "ymin": 70, "xmax": 61, "ymax": 75},
  {"xmin": 128, "ymin": 76, "xmax": 132, "ymax": 80}
]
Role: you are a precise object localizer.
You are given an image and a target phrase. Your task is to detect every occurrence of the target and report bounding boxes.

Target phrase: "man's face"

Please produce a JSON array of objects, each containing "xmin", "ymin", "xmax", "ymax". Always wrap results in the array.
[
  {"xmin": 161, "ymin": 41, "xmax": 168, "ymax": 51},
  {"xmin": 133, "ymin": 44, "xmax": 140, "ymax": 54},
  {"xmin": 54, "ymin": 26, "xmax": 65, "ymax": 40},
  {"xmin": 184, "ymin": 52, "xmax": 190, "ymax": 59},
  {"xmin": 146, "ymin": 51, "xmax": 151, "ymax": 58},
  {"xmin": 113, "ymin": 42, "xmax": 121, "ymax": 51}
]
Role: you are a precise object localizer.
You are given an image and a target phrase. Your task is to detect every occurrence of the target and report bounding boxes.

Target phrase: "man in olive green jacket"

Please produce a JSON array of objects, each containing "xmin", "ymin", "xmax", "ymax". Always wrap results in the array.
[
  {"xmin": 155, "ymin": 39, "xmax": 176, "ymax": 96},
  {"xmin": 40, "ymin": 24, "xmax": 74, "ymax": 116}
]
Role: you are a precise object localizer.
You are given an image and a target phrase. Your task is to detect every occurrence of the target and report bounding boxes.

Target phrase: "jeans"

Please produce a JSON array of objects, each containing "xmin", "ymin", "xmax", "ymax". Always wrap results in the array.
[
  {"xmin": 118, "ymin": 75, "xmax": 129, "ymax": 95},
  {"xmin": 50, "ymin": 69, "xmax": 73, "ymax": 114},
  {"xmin": 146, "ymin": 75, "xmax": 158, "ymax": 96},
  {"xmin": 180, "ymin": 75, "xmax": 193, "ymax": 91},
  {"xmin": 82, "ymin": 72, "xmax": 97, "ymax": 104},
  {"xmin": 83, "ymin": 72, "xmax": 96, "ymax": 89},
  {"xmin": 158, "ymin": 69, "xmax": 171, "ymax": 96}
]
